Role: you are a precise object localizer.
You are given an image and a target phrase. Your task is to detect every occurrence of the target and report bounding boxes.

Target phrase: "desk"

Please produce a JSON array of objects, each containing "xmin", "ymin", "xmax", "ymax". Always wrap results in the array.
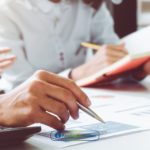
[{"xmin": 3, "ymin": 78, "xmax": 150, "ymax": 150}]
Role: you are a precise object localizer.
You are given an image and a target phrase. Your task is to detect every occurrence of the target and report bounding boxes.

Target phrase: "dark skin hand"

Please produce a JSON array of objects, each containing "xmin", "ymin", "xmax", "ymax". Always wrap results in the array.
[{"xmin": 0, "ymin": 70, "xmax": 91, "ymax": 130}]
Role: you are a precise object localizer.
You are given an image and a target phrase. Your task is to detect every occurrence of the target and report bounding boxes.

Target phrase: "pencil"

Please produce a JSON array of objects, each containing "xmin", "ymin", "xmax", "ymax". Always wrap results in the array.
[
  {"xmin": 77, "ymin": 102, "xmax": 105, "ymax": 123},
  {"xmin": 81, "ymin": 42, "xmax": 101, "ymax": 50}
]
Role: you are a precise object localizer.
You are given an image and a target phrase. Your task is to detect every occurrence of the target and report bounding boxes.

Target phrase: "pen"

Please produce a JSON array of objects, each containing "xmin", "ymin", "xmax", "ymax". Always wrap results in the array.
[
  {"xmin": 77, "ymin": 102, "xmax": 105, "ymax": 123},
  {"xmin": 81, "ymin": 42, "xmax": 101, "ymax": 50}
]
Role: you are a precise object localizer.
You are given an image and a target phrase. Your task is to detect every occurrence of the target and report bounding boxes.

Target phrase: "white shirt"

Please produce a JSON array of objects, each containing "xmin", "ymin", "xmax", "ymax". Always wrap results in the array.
[{"xmin": 0, "ymin": 0, "xmax": 119, "ymax": 88}]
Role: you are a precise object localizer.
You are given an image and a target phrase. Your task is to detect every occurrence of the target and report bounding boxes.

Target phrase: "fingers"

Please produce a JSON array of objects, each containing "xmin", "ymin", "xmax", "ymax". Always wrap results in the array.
[
  {"xmin": 0, "ymin": 48, "xmax": 16, "ymax": 71},
  {"xmin": 107, "ymin": 48, "xmax": 127, "ymax": 58},
  {"xmin": 0, "ymin": 55, "xmax": 16, "ymax": 63},
  {"xmin": 40, "ymin": 96, "xmax": 70, "ymax": 123},
  {"xmin": 36, "ymin": 111, "xmax": 65, "ymax": 130},
  {"xmin": 0, "ymin": 60, "xmax": 15, "ymax": 70},
  {"xmin": 35, "ymin": 70, "xmax": 91, "ymax": 107},
  {"xmin": 106, "ymin": 43, "xmax": 128, "ymax": 54},
  {"xmin": 43, "ymin": 82, "xmax": 79, "ymax": 119},
  {"xmin": 95, "ymin": 44, "xmax": 128, "ymax": 67},
  {"xmin": 144, "ymin": 61, "xmax": 150, "ymax": 74},
  {"xmin": 0, "ymin": 48, "xmax": 11, "ymax": 54},
  {"xmin": 102, "ymin": 45, "xmax": 128, "ymax": 58},
  {"xmin": 27, "ymin": 74, "xmax": 83, "ymax": 120}
]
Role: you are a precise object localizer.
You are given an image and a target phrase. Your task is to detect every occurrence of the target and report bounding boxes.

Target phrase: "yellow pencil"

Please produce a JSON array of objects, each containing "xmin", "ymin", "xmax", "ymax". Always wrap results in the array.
[{"xmin": 81, "ymin": 42, "xmax": 101, "ymax": 50}]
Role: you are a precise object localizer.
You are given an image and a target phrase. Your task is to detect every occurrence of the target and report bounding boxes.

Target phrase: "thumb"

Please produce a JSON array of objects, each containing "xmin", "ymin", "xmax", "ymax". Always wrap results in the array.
[{"xmin": 143, "ymin": 61, "xmax": 150, "ymax": 75}]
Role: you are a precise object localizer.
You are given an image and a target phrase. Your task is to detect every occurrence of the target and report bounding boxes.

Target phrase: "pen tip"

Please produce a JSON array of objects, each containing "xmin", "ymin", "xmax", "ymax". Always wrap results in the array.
[{"xmin": 96, "ymin": 117, "xmax": 105, "ymax": 124}]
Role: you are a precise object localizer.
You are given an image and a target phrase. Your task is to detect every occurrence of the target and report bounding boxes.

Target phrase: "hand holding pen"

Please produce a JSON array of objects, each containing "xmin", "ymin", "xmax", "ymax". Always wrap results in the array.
[{"xmin": 0, "ymin": 70, "xmax": 104, "ymax": 130}]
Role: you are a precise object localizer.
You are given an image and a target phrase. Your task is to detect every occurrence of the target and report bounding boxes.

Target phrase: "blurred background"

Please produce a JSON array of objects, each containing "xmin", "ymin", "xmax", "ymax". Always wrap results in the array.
[
  {"xmin": 138, "ymin": 0, "xmax": 150, "ymax": 28},
  {"xmin": 106, "ymin": 0, "xmax": 150, "ymax": 38}
]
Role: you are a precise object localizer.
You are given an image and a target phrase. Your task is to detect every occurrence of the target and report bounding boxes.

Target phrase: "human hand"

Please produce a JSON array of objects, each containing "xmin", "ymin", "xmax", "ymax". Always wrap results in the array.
[
  {"xmin": 0, "ymin": 70, "xmax": 90, "ymax": 130},
  {"xmin": 128, "ymin": 60, "xmax": 150, "ymax": 81},
  {"xmin": 101, "ymin": 59, "xmax": 150, "ymax": 83},
  {"xmin": 143, "ymin": 60, "xmax": 150, "ymax": 75},
  {"xmin": 0, "ymin": 48, "xmax": 16, "ymax": 73},
  {"xmin": 71, "ymin": 44, "xmax": 128, "ymax": 80}
]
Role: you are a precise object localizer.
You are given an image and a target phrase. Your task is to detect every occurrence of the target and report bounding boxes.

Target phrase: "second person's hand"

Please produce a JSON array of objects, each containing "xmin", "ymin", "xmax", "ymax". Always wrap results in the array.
[
  {"xmin": 0, "ymin": 48, "xmax": 16, "ymax": 73},
  {"xmin": 71, "ymin": 44, "xmax": 128, "ymax": 80}
]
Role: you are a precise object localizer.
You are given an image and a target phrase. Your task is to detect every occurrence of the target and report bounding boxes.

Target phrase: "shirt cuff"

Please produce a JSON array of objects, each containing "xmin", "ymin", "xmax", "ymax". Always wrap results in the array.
[{"xmin": 58, "ymin": 69, "xmax": 72, "ymax": 79}]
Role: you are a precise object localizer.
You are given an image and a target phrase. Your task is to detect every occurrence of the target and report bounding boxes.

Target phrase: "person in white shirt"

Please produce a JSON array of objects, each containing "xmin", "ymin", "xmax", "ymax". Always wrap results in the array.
[
  {"xmin": 0, "ymin": 0, "xmax": 127, "ymax": 88},
  {"xmin": 0, "ymin": 70, "xmax": 91, "ymax": 129}
]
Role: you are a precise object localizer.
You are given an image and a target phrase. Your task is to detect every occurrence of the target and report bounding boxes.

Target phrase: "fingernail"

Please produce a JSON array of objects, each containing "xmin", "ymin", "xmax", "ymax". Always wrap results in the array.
[
  {"xmin": 73, "ymin": 112, "xmax": 79, "ymax": 120},
  {"xmin": 75, "ymin": 113, "xmax": 79, "ymax": 120},
  {"xmin": 87, "ymin": 98, "xmax": 91, "ymax": 106},
  {"xmin": 60, "ymin": 125, "xmax": 65, "ymax": 130}
]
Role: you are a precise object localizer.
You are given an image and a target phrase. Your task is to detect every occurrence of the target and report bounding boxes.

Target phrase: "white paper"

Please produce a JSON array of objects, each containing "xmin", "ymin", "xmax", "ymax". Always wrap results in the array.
[
  {"xmin": 121, "ymin": 26, "xmax": 150, "ymax": 56},
  {"xmin": 32, "ymin": 92, "xmax": 150, "ymax": 148}
]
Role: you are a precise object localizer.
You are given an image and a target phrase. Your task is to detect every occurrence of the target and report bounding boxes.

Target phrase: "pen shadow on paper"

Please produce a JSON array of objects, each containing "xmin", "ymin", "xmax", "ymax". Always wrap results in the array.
[{"xmin": 91, "ymin": 79, "xmax": 149, "ymax": 92}]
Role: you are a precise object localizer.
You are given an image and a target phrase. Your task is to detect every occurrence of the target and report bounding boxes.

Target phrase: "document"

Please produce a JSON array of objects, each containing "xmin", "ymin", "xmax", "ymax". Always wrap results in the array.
[
  {"xmin": 77, "ymin": 26, "xmax": 150, "ymax": 87},
  {"xmin": 33, "ymin": 92, "xmax": 150, "ymax": 148}
]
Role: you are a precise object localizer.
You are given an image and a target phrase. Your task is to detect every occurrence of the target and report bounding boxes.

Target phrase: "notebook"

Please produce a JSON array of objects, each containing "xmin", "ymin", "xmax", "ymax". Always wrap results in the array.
[{"xmin": 76, "ymin": 26, "xmax": 150, "ymax": 87}]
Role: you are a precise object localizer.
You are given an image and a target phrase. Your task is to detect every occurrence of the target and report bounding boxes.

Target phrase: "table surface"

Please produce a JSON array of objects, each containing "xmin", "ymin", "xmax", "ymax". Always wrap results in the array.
[{"xmin": 3, "ymin": 77, "xmax": 150, "ymax": 150}]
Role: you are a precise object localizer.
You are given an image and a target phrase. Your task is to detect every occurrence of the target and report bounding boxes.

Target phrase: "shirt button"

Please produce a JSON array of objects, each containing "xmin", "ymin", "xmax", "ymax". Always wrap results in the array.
[{"xmin": 59, "ymin": 52, "xmax": 64, "ymax": 61}]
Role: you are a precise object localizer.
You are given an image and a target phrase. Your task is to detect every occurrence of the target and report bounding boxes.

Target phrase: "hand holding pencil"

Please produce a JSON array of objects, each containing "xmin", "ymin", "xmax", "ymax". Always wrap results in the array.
[{"xmin": 70, "ymin": 42, "xmax": 128, "ymax": 81}]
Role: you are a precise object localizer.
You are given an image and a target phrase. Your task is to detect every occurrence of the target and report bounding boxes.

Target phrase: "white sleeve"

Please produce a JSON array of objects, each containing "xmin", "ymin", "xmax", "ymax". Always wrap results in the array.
[
  {"xmin": 90, "ymin": 3, "xmax": 120, "ymax": 44},
  {"xmin": 0, "ymin": 11, "xmax": 35, "ymax": 88}
]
